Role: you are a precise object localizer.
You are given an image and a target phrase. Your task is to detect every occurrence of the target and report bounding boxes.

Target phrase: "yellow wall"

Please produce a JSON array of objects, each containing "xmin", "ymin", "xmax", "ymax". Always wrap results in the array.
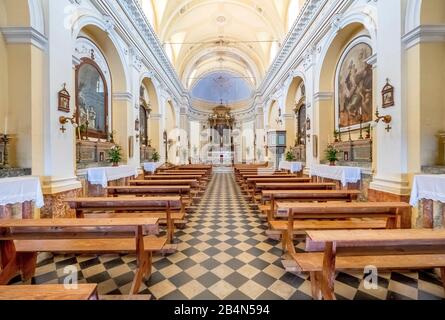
[
  {"xmin": 406, "ymin": 41, "xmax": 445, "ymax": 176},
  {"xmin": 0, "ymin": 33, "xmax": 8, "ymax": 135},
  {"xmin": 7, "ymin": 44, "xmax": 32, "ymax": 168},
  {"xmin": 421, "ymin": 0, "xmax": 445, "ymax": 24}
]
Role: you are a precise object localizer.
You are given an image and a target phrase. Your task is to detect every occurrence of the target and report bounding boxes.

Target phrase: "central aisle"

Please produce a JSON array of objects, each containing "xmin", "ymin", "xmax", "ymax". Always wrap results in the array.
[
  {"xmin": 146, "ymin": 172, "xmax": 310, "ymax": 300},
  {"xmin": 22, "ymin": 173, "xmax": 445, "ymax": 300}
]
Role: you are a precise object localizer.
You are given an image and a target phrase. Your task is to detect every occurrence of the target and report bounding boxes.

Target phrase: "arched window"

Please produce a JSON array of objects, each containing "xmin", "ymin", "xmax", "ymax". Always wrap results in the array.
[{"xmin": 76, "ymin": 58, "xmax": 108, "ymax": 139}]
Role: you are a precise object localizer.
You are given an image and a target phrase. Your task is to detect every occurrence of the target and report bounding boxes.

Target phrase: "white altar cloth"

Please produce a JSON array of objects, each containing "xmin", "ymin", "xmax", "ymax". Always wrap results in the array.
[
  {"xmin": 410, "ymin": 174, "xmax": 445, "ymax": 206},
  {"xmin": 279, "ymin": 161, "xmax": 304, "ymax": 173},
  {"xmin": 87, "ymin": 165, "xmax": 138, "ymax": 188},
  {"xmin": 0, "ymin": 176, "xmax": 44, "ymax": 208},
  {"xmin": 310, "ymin": 164, "xmax": 362, "ymax": 187},
  {"xmin": 143, "ymin": 162, "xmax": 162, "ymax": 174}
]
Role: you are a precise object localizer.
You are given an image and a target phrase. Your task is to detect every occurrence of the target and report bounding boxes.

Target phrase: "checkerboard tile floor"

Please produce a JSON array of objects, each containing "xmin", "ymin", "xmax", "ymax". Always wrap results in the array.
[{"xmin": 10, "ymin": 173, "xmax": 445, "ymax": 300}]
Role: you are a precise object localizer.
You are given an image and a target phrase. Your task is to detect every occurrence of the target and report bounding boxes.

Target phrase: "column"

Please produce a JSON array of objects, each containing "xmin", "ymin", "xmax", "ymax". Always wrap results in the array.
[{"xmin": 369, "ymin": 0, "xmax": 411, "ymax": 201}]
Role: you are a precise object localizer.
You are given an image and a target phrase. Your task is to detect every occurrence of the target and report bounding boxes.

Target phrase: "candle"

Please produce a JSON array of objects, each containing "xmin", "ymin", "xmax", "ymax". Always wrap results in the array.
[{"xmin": 4, "ymin": 116, "xmax": 8, "ymax": 135}]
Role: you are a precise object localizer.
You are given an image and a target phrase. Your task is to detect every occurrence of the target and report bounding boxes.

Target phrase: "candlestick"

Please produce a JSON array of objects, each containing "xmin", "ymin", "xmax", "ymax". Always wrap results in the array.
[
  {"xmin": 4, "ymin": 116, "xmax": 8, "ymax": 135},
  {"xmin": 2, "ymin": 134, "xmax": 10, "ymax": 169}
]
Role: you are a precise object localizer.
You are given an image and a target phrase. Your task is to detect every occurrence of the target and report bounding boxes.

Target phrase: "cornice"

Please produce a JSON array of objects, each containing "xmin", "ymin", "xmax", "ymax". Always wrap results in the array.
[
  {"xmin": 402, "ymin": 24, "xmax": 445, "ymax": 49},
  {"xmin": 0, "ymin": 26, "xmax": 48, "ymax": 51}
]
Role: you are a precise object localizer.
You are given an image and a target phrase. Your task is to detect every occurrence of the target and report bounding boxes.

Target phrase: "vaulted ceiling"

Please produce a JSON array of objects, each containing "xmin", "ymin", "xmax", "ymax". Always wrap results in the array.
[{"xmin": 141, "ymin": 0, "xmax": 304, "ymax": 108}]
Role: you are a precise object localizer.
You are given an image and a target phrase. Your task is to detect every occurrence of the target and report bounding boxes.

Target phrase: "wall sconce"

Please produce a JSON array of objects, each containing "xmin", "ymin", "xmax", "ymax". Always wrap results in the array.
[
  {"xmin": 59, "ymin": 115, "xmax": 78, "ymax": 133},
  {"xmin": 375, "ymin": 108, "xmax": 392, "ymax": 132}
]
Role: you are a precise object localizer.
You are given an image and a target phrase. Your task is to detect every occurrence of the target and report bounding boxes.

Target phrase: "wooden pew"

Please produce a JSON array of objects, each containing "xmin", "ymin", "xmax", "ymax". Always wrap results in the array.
[
  {"xmin": 250, "ymin": 182, "xmax": 336, "ymax": 203},
  {"xmin": 107, "ymin": 185, "xmax": 192, "ymax": 204},
  {"xmin": 65, "ymin": 197, "xmax": 181, "ymax": 244},
  {"xmin": 0, "ymin": 218, "xmax": 164, "ymax": 295},
  {"xmin": 244, "ymin": 177, "xmax": 311, "ymax": 194},
  {"xmin": 128, "ymin": 179, "xmax": 201, "ymax": 206},
  {"xmin": 274, "ymin": 202, "xmax": 411, "ymax": 254},
  {"xmin": 294, "ymin": 229, "xmax": 445, "ymax": 300},
  {"xmin": 0, "ymin": 284, "xmax": 99, "ymax": 300}
]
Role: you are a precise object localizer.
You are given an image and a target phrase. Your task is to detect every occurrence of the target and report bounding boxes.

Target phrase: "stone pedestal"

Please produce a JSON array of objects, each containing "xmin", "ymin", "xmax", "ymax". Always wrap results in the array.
[
  {"xmin": 0, "ymin": 201, "xmax": 34, "ymax": 219},
  {"xmin": 40, "ymin": 189, "xmax": 82, "ymax": 219}
]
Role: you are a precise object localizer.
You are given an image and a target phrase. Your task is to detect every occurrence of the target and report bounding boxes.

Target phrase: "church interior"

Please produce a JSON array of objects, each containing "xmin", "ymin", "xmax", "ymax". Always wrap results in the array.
[{"xmin": 1, "ymin": 0, "xmax": 445, "ymax": 302}]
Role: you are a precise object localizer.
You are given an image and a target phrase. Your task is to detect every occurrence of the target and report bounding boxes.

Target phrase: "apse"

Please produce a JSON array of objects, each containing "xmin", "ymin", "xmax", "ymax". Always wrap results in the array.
[{"xmin": 191, "ymin": 71, "xmax": 253, "ymax": 104}]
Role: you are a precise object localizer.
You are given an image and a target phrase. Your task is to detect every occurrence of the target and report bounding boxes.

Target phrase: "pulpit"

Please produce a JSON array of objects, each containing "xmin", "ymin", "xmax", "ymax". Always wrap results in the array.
[{"xmin": 267, "ymin": 130, "xmax": 287, "ymax": 169}]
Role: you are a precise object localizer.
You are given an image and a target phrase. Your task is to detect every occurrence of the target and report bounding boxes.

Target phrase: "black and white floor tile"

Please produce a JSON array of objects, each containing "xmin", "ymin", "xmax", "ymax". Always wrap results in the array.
[{"xmin": 10, "ymin": 173, "xmax": 445, "ymax": 300}]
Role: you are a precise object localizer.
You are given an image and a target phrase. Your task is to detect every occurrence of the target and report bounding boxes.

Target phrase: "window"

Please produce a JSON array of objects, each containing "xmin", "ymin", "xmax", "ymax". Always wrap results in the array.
[{"xmin": 76, "ymin": 58, "xmax": 108, "ymax": 139}]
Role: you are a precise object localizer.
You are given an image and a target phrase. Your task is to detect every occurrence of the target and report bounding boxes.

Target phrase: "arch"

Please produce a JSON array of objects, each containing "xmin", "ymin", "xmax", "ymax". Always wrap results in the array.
[
  {"xmin": 405, "ymin": 0, "xmax": 445, "ymax": 33},
  {"xmin": 140, "ymin": 76, "xmax": 160, "ymax": 114},
  {"xmin": 165, "ymin": 100, "xmax": 178, "ymax": 163},
  {"xmin": 317, "ymin": 23, "xmax": 372, "ymax": 93},
  {"xmin": 72, "ymin": 16, "xmax": 130, "ymax": 93},
  {"xmin": 315, "ymin": 18, "xmax": 374, "ymax": 162},
  {"xmin": 405, "ymin": 0, "xmax": 422, "ymax": 33},
  {"xmin": 315, "ymin": 11, "xmax": 376, "ymax": 92},
  {"xmin": 267, "ymin": 100, "xmax": 282, "ymax": 131},
  {"xmin": 284, "ymin": 76, "xmax": 305, "ymax": 114}
]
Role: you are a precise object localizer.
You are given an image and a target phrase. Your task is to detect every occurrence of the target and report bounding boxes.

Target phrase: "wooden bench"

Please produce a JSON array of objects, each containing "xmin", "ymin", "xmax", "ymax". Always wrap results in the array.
[
  {"xmin": 273, "ymin": 202, "xmax": 411, "ymax": 253},
  {"xmin": 0, "ymin": 284, "xmax": 99, "ymax": 300},
  {"xmin": 260, "ymin": 190, "xmax": 361, "ymax": 222},
  {"xmin": 293, "ymin": 229, "xmax": 445, "ymax": 300},
  {"xmin": 244, "ymin": 177, "xmax": 310, "ymax": 194},
  {"xmin": 107, "ymin": 185, "xmax": 192, "ymax": 204},
  {"xmin": 250, "ymin": 183, "xmax": 336, "ymax": 203},
  {"xmin": 65, "ymin": 197, "xmax": 182, "ymax": 244},
  {"xmin": 0, "ymin": 218, "xmax": 164, "ymax": 295}
]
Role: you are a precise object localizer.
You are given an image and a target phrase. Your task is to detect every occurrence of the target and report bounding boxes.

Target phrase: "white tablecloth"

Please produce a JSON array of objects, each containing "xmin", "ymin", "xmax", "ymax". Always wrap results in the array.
[
  {"xmin": 143, "ymin": 162, "xmax": 162, "ymax": 174},
  {"xmin": 87, "ymin": 165, "xmax": 139, "ymax": 188},
  {"xmin": 279, "ymin": 161, "xmax": 304, "ymax": 173},
  {"xmin": 0, "ymin": 176, "xmax": 44, "ymax": 208},
  {"xmin": 310, "ymin": 164, "xmax": 362, "ymax": 187},
  {"xmin": 410, "ymin": 174, "xmax": 445, "ymax": 206}
]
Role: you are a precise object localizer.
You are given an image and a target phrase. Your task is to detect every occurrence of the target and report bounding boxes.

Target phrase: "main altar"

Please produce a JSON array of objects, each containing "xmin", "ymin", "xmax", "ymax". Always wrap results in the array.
[{"xmin": 205, "ymin": 103, "xmax": 236, "ymax": 166}]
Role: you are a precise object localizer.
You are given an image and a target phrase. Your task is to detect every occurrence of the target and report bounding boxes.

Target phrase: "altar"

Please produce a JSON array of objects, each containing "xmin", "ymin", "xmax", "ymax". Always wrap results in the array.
[
  {"xmin": 207, "ymin": 151, "xmax": 234, "ymax": 165},
  {"xmin": 84, "ymin": 165, "xmax": 139, "ymax": 196},
  {"xmin": 0, "ymin": 176, "xmax": 44, "ymax": 219},
  {"xmin": 310, "ymin": 164, "xmax": 362, "ymax": 188}
]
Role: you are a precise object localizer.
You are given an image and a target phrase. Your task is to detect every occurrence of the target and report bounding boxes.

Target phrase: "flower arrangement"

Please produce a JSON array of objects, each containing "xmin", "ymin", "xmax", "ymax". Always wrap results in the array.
[
  {"xmin": 285, "ymin": 150, "xmax": 296, "ymax": 162},
  {"xmin": 151, "ymin": 151, "xmax": 160, "ymax": 162},
  {"xmin": 107, "ymin": 145, "xmax": 123, "ymax": 167},
  {"xmin": 325, "ymin": 145, "xmax": 339, "ymax": 166}
]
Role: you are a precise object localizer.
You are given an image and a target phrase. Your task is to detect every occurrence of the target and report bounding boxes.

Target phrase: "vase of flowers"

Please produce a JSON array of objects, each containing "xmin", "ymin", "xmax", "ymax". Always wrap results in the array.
[
  {"xmin": 285, "ymin": 150, "xmax": 296, "ymax": 162},
  {"xmin": 151, "ymin": 151, "xmax": 160, "ymax": 163},
  {"xmin": 325, "ymin": 145, "xmax": 339, "ymax": 166},
  {"xmin": 108, "ymin": 145, "xmax": 123, "ymax": 167}
]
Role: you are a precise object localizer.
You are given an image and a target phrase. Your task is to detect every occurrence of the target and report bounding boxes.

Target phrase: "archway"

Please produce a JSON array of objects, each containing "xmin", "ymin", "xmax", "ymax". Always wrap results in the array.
[
  {"xmin": 165, "ymin": 100, "xmax": 177, "ymax": 164},
  {"xmin": 405, "ymin": 0, "xmax": 445, "ymax": 173},
  {"xmin": 268, "ymin": 100, "xmax": 282, "ymax": 131},
  {"xmin": 74, "ymin": 24, "xmax": 129, "ymax": 167},
  {"xmin": 285, "ymin": 76, "xmax": 307, "ymax": 161},
  {"xmin": 317, "ymin": 22, "xmax": 373, "ymax": 163},
  {"xmin": 0, "ymin": 0, "xmax": 44, "ymax": 173},
  {"xmin": 139, "ymin": 77, "xmax": 161, "ymax": 163}
]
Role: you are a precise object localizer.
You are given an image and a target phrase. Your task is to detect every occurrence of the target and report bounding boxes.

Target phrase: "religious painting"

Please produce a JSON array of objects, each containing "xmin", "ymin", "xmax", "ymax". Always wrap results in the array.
[
  {"xmin": 382, "ymin": 80, "xmax": 395, "ymax": 108},
  {"xmin": 58, "ymin": 84, "xmax": 71, "ymax": 113},
  {"xmin": 76, "ymin": 58, "xmax": 108, "ymax": 139},
  {"xmin": 336, "ymin": 41, "xmax": 373, "ymax": 131}
]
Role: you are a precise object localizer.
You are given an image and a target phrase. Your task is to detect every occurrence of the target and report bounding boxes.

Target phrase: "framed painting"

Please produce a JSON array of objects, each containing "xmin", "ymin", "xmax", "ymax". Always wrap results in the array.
[
  {"xmin": 58, "ymin": 84, "xmax": 71, "ymax": 113},
  {"xmin": 335, "ymin": 37, "xmax": 373, "ymax": 132},
  {"xmin": 382, "ymin": 80, "xmax": 395, "ymax": 108}
]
